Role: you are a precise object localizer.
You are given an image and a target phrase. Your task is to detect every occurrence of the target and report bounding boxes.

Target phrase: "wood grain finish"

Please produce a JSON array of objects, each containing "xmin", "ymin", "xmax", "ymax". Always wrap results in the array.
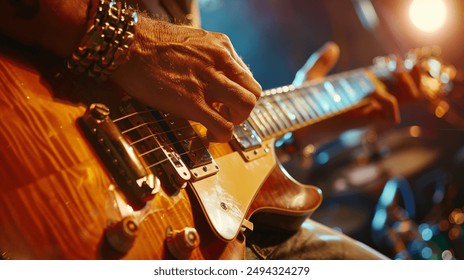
[
  {"xmin": 0, "ymin": 45, "xmax": 323, "ymax": 259},
  {"xmin": 0, "ymin": 47, "xmax": 247, "ymax": 260},
  {"xmin": 0, "ymin": 43, "xmax": 447, "ymax": 258}
]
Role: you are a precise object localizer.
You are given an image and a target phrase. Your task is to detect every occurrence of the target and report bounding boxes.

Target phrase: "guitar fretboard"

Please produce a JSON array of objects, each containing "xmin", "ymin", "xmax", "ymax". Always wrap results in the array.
[{"xmin": 247, "ymin": 68, "xmax": 377, "ymax": 140}]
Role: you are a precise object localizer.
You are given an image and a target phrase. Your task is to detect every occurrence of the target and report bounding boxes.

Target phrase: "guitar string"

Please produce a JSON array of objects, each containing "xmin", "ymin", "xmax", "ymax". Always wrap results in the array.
[
  {"xmin": 111, "ymin": 68, "xmax": 369, "ymax": 125},
  {"xmin": 117, "ymin": 114, "xmax": 213, "ymax": 170},
  {"xmin": 253, "ymin": 83, "xmax": 365, "ymax": 138},
  {"xmin": 122, "ymin": 78, "xmax": 366, "ymax": 142},
  {"xmin": 140, "ymin": 82, "xmax": 371, "ymax": 171},
  {"xmin": 111, "ymin": 73, "xmax": 371, "ymax": 170},
  {"xmin": 143, "ymin": 144, "xmax": 213, "ymax": 171},
  {"xmin": 111, "ymin": 72, "xmax": 367, "ymax": 133},
  {"xmin": 113, "ymin": 108, "xmax": 203, "ymax": 169},
  {"xmin": 133, "ymin": 96, "xmax": 326, "ymax": 170}
]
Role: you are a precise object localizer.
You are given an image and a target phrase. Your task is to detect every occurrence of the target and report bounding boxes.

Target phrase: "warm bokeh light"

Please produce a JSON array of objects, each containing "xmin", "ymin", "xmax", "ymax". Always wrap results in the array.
[{"xmin": 409, "ymin": 0, "xmax": 447, "ymax": 33}]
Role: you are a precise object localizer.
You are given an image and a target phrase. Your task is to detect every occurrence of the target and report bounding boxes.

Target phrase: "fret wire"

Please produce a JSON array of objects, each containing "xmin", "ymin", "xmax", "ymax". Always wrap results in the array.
[
  {"xmin": 269, "ymin": 94, "xmax": 299, "ymax": 128},
  {"xmin": 333, "ymin": 81, "xmax": 352, "ymax": 109},
  {"xmin": 359, "ymin": 75, "xmax": 376, "ymax": 96},
  {"xmin": 336, "ymin": 77, "xmax": 361, "ymax": 106},
  {"xmin": 300, "ymin": 87, "xmax": 325, "ymax": 117},
  {"xmin": 339, "ymin": 78, "xmax": 358, "ymax": 102},
  {"xmin": 262, "ymin": 97, "xmax": 291, "ymax": 132},
  {"xmin": 347, "ymin": 76, "xmax": 364, "ymax": 101},
  {"xmin": 280, "ymin": 90, "xmax": 320, "ymax": 129},
  {"xmin": 116, "ymin": 69, "xmax": 376, "ymax": 166},
  {"xmin": 266, "ymin": 96, "xmax": 289, "ymax": 130},
  {"xmin": 254, "ymin": 103, "xmax": 280, "ymax": 136},
  {"xmin": 248, "ymin": 113, "xmax": 268, "ymax": 139},
  {"xmin": 114, "ymin": 69, "xmax": 373, "ymax": 135},
  {"xmin": 280, "ymin": 86, "xmax": 334, "ymax": 128},
  {"xmin": 324, "ymin": 80, "xmax": 349, "ymax": 109},
  {"xmin": 319, "ymin": 84, "xmax": 343, "ymax": 113},
  {"xmin": 313, "ymin": 85, "xmax": 336, "ymax": 115},
  {"xmin": 295, "ymin": 82, "xmax": 347, "ymax": 121},
  {"xmin": 293, "ymin": 89, "xmax": 317, "ymax": 121},
  {"xmin": 340, "ymin": 78, "xmax": 359, "ymax": 107},
  {"xmin": 347, "ymin": 73, "xmax": 374, "ymax": 100},
  {"xmin": 279, "ymin": 94, "xmax": 305, "ymax": 124},
  {"xmin": 250, "ymin": 110, "xmax": 273, "ymax": 138},
  {"xmin": 265, "ymin": 88, "xmax": 318, "ymax": 129},
  {"xmin": 252, "ymin": 70, "xmax": 374, "ymax": 132}
]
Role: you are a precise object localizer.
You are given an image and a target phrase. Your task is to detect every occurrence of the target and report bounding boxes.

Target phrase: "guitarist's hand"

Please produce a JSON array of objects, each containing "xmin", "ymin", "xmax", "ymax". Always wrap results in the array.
[
  {"xmin": 111, "ymin": 16, "xmax": 262, "ymax": 143},
  {"xmin": 291, "ymin": 41, "xmax": 420, "ymax": 142},
  {"xmin": 0, "ymin": 0, "xmax": 261, "ymax": 143}
]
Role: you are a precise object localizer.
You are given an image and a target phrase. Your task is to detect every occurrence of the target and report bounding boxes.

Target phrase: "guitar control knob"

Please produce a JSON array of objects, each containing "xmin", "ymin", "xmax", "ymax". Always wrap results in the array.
[
  {"xmin": 165, "ymin": 226, "xmax": 200, "ymax": 259},
  {"xmin": 105, "ymin": 217, "xmax": 138, "ymax": 254}
]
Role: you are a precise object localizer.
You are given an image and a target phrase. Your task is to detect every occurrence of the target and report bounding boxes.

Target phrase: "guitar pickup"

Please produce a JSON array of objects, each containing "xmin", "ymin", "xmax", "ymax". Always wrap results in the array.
[
  {"xmin": 154, "ymin": 112, "xmax": 219, "ymax": 181},
  {"xmin": 231, "ymin": 121, "xmax": 269, "ymax": 162},
  {"xmin": 233, "ymin": 121, "xmax": 262, "ymax": 151}
]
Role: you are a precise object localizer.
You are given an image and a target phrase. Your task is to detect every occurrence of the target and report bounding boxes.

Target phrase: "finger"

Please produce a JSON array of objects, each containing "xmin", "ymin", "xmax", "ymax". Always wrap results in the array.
[
  {"xmin": 203, "ymin": 72, "xmax": 258, "ymax": 124},
  {"xmin": 191, "ymin": 103, "xmax": 235, "ymax": 143},
  {"xmin": 216, "ymin": 104, "xmax": 247, "ymax": 128},
  {"xmin": 368, "ymin": 87, "xmax": 401, "ymax": 124},
  {"xmin": 214, "ymin": 55, "xmax": 262, "ymax": 101},
  {"xmin": 293, "ymin": 41, "xmax": 340, "ymax": 86},
  {"xmin": 394, "ymin": 67, "xmax": 421, "ymax": 103},
  {"xmin": 212, "ymin": 31, "xmax": 256, "ymax": 77},
  {"xmin": 230, "ymin": 48, "xmax": 254, "ymax": 76}
]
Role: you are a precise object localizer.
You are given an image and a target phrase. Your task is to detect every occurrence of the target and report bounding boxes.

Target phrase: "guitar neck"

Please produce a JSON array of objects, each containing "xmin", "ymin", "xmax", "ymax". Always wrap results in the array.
[{"xmin": 247, "ymin": 66, "xmax": 390, "ymax": 140}]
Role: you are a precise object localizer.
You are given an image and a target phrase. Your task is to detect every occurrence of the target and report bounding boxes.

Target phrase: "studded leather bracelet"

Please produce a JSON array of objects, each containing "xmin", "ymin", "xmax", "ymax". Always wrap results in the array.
[{"xmin": 66, "ymin": 0, "xmax": 138, "ymax": 80}]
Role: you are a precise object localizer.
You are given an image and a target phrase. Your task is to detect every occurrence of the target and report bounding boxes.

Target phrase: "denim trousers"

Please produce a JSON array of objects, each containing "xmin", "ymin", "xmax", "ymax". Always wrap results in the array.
[{"xmin": 245, "ymin": 219, "xmax": 388, "ymax": 260}]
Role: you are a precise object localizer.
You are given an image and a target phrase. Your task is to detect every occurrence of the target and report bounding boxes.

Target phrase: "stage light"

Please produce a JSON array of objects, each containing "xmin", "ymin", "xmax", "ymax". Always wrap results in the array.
[{"xmin": 409, "ymin": 0, "xmax": 447, "ymax": 33}]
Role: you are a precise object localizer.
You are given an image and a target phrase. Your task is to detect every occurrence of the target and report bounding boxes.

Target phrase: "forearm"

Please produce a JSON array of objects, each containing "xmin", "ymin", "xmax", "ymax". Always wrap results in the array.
[
  {"xmin": 0, "ymin": 0, "xmax": 94, "ymax": 57},
  {"xmin": 0, "ymin": 0, "xmax": 261, "ymax": 142}
]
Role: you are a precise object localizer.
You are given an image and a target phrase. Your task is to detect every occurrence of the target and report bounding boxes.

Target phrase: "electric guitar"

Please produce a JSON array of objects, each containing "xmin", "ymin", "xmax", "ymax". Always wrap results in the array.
[{"xmin": 0, "ymin": 43, "xmax": 452, "ymax": 260}]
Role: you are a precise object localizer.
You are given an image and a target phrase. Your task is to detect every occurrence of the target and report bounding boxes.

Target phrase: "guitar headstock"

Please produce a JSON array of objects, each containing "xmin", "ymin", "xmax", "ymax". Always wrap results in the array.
[
  {"xmin": 403, "ymin": 46, "xmax": 456, "ymax": 101},
  {"xmin": 373, "ymin": 46, "xmax": 459, "ymax": 122}
]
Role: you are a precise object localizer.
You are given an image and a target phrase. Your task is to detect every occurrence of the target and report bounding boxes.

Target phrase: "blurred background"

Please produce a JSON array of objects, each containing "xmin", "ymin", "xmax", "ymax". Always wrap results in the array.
[{"xmin": 200, "ymin": 0, "xmax": 464, "ymax": 260}]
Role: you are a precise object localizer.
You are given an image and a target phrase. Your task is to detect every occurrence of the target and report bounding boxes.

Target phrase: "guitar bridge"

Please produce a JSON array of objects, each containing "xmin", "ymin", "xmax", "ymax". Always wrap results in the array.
[
  {"xmin": 112, "ymin": 100, "xmax": 191, "ymax": 188},
  {"xmin": 79, "ymin": 102, "xmax": 192, "ymax": 208},
  {"xmin": 79, "ymin": 103, "xmax": 160, "ymax": 209}
]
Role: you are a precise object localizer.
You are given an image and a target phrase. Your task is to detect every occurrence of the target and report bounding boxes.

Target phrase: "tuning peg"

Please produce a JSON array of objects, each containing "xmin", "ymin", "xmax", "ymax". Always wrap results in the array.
[
  {"xmin": 440, "ymin": 64, "xmax": 457, "ymax": 84},
  {"xmin": 407, "ymin": 46, "xmax": 442, "ymax": 62},
  {"xmin": 373, "ymin": 54, "xmax": 399, "ymax": 72}
]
